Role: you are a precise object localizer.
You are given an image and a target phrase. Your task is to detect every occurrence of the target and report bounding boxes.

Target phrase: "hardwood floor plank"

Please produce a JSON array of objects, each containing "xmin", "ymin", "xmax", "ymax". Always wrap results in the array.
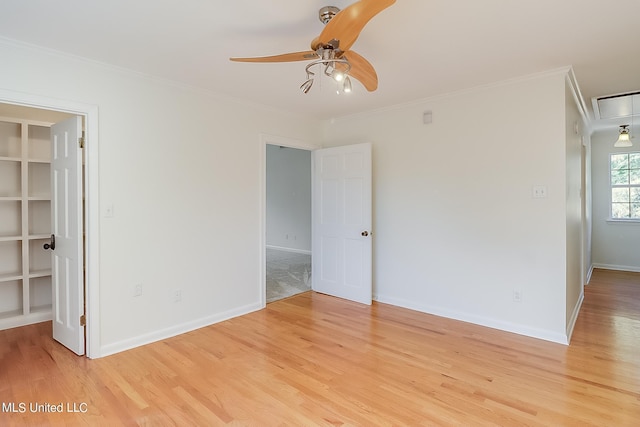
[{"xmin": 1, "ymin": 268, "xmax": 639, "ymax": 425}]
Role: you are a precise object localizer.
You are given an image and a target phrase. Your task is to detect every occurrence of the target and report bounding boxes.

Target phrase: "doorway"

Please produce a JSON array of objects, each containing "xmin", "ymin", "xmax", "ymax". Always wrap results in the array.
[
  {"xmin": 265, "ymin": 144, "xmax": 312, "ymax": 303},
  {"xmin": 0, "ymin": 91, "xmax": 100, "ymax": 358},
  {"xmin": 260, "ymin": 135, "xmax": 374, "ymax": 307},
  {"xmin": 260, "ymin": 135, "xmax": 320, "ymax": 306}
]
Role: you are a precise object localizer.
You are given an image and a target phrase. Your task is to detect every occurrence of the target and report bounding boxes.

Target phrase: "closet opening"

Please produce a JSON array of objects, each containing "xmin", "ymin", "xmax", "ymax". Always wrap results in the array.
[{"xmin": 0, "ymin": 98, "xmax": 98, "ymax": 357}]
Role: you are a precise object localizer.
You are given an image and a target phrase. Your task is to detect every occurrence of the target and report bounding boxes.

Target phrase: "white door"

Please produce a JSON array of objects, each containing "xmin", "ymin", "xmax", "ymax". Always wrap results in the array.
[
  {"xmin": 312, "ymin": 143, "xmax": 372, "ymax": 304},
  {"xmin": 50, "ymin": 116, "xmax": 84, "ymax": 355}
]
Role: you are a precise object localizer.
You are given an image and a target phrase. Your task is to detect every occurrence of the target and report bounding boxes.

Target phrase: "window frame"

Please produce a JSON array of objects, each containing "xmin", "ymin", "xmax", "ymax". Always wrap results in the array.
[{"xmin": 609, "ymin": 151, "xmax": 640, "ymax": 222}]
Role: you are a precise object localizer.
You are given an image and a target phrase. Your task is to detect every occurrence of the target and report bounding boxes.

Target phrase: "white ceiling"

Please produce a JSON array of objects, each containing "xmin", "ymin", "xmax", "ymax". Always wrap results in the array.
[{"xmin": 1, "ymin": 0, "xmax": 639, "ymax": 128}]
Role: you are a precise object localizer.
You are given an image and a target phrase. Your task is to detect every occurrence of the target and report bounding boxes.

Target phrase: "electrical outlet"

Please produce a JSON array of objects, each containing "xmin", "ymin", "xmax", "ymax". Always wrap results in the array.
[
  {"xmin": 513, "ymin": 290, "xmax": 523, "ymax": 303},
  {"xmin": 104, "ymin": 203, "xmax": 115, "ymax": 217},
  {"xmin": 133, "ymin": 283, "xmax": 142, "ymax": 297},
  {"xmin": 173, "ymin": 289, "xmax": 182, "ymax": 303}
]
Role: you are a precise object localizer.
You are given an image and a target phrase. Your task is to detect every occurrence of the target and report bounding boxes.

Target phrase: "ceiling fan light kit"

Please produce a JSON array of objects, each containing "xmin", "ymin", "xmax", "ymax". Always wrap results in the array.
[
  {"xmin": 230, "ymin": 0, "xmax": 396, "ymax": 94},
  {"xmin": 301, "ymin": 47, "xmax": 353, "ymax": 94}
]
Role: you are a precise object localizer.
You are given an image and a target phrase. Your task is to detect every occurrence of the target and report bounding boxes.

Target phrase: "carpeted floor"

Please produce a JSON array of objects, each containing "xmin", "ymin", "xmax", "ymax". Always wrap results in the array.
[{"xmin": 266, "ymin": 248, "xmax": 311, "ymax": 303}]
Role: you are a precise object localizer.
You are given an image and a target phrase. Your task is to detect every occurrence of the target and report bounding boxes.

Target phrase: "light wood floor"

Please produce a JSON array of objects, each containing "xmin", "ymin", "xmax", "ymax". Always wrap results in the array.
[{"xmin": 1, "ymin": 269, "xmax": 639, "ymax": 426}]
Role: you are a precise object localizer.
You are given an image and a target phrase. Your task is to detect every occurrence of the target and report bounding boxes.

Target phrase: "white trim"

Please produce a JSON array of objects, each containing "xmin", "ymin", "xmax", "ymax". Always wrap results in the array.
[
  {"xmin": 266, "ymin": 245, "xmax": 312, "ymax": 255},
  {"xmin": 0, "ymin": 88, "xmax": 101, "ymax": 358},
  {"xmin": 586, "ymin": 265, "xmax": 594, "ymax": 284},
  {"xmin": 100, "ymin": 302, "xmax": 262, "ymax": 357},
  {"xmin": 259, "ymin": 134, "xmax": 320, "ymax": 311},
  {"xmin": 606, "ymin": 218, "xmax": 640, "ymax": 224},
  {"xmin": 592, "ymin": 263, "xmax": 640, "ymax": 273},
  {"xmin": 565, "ymin": 291, "xmax": 584, "ymax": 343},
  {"xmin": 565, "ymin": 69, "xmax": 592, "ymax": 126},
  {"xmin": 608, "ymin": 151, "xmax": 640, "ymax": 221},
  {"xmin": 373, "ymin": 294, "xmax": 569, "ymax": 345}
]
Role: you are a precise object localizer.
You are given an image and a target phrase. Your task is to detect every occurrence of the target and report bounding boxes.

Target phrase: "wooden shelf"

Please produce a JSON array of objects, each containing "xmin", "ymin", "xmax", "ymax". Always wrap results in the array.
[
  {"xmin": 0, "ymin": 310, "xmax": 52, "ymax": 331},
  {"xmin": 30, "ymin": 304, "xmax": 53, "ymax": 314},
  {"xmin": 0, "ymin": 273, "xmax": 23, "ymax": 283},
  {"xmin": 29, "ymin": 269, "xmax": 52, "ymax": 279},
  {"xmin": 0, "ymin": 118, "xmax": 52, "ymax": 330},
  {"xmin": 0, "ymin": 308, "xmax": 22, "ymax": 320},
  {"xmin": 0, "ymin": 156, "xmax": 21, "ymax": 162},
  {"xmin": 28, "ymin": 234, "xmax": 51, "ymax": 240}
]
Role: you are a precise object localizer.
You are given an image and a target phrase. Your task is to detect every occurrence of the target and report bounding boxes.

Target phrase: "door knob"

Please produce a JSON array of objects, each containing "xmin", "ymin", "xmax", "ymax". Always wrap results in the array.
[
  {"xmin": 361, "ymin": 231, "xmax": 369, "ymax": 237},
  {"xmin": 43, "ymin": 234, "xmax": 56, "ymax": 250}
]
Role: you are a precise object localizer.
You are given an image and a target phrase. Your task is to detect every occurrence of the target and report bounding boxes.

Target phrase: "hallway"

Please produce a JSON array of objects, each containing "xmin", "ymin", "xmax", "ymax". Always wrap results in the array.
[{"xmin": 266, "ymin": 248, "xmax": 311, "ymax": 303}]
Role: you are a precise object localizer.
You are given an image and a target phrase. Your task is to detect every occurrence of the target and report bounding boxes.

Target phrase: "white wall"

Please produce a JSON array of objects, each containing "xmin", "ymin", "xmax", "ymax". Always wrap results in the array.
[
  {"xmin": 591, "ymin": 130, "xmax": 640, "ymax": 271},
  {"xmin": 265, "ymin": 145, "xmax": 311, "ymax": 252},
  {"xmin": 1, "ymin": 36, "xmax": 588, "ymax": 353},
  {"xmin": 564, "ymin": 77, "xmax": 585, "ymax": 336},
  {"xmin": 0, "ymin": 39, "xmax": 321, "ymax": 356},
  {"xmin": 323, "ymin": 71, "xmax": 571, "ymax": 343}
]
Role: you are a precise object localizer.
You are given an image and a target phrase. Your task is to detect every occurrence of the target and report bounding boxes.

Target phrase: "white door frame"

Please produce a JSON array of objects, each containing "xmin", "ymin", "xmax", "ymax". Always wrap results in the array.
[
  {"xmin": 0, "ymin": 89, "xmax": 100, "ymax": 358},
  {"xmin": 259, "ymin": 134, "xmax": 320, "ymax": 307}
]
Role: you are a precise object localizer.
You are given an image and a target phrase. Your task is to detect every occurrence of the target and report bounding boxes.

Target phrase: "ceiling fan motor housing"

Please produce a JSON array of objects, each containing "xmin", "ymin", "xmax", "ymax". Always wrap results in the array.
[{"xmin": 319, "ymin": 6, "xmax": 341, "ymax": 24}]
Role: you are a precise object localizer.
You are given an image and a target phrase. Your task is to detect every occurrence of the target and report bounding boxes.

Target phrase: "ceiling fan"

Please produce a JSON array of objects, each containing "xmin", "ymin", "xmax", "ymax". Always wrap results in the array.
[{"xmin": 230, "ymin": 0, "xmax": 396, "ymax": 94}]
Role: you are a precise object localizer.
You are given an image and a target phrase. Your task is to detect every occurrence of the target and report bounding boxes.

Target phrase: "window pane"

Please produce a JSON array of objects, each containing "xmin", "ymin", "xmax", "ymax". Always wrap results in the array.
[
  {"xmin": 612, "ymin": 169, "xmax": 630, "ymax": 185},
  {"xmin": 612, "ymin": 203, "xmax": 630, "ymax": 218},
  {"xmin": 611, "ymin": 154, "xmax": 629, "ymax": 171},
  {"xmin": 610, "ymin": 154, "xmax": 640, "ymax": 219},
  {"xmin": 612, "ymin": 188, "xmax": 630, "ymax": 202}
]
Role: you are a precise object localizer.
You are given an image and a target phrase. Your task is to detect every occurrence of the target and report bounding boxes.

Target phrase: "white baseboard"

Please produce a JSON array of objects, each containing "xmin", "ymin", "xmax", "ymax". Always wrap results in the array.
[
  {"xmin": 592, "ymin": 263, "xmax": 640, "ymax": 273},
  {"xmin": 266, "ymin": 245, "xmax": 311, "ymax": 255},
  {"xmin": 99, "ymin": 302, "xmax": 263, "ymax": 358},
  {"xmin": 585, "ymin": 265, "xmax": 594, "ymax": 284},
  {"xmin": 373, "ymin": 294, "xmax": 568, "ymax": 345},
  {"xmin": 565, "ymin": 291, "xmax": 584, "ymax": 343}
]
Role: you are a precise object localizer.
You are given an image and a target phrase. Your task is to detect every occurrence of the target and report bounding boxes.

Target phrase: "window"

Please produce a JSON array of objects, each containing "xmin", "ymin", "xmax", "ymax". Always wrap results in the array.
[{"xmin": 610, "ymin": 152, "xmax": 640, "ymax": 219}]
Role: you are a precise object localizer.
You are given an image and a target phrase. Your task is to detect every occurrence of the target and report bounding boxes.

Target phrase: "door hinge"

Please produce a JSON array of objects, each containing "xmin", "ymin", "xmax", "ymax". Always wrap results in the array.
[
  {"xmin": 79, "ymin": 131, "xmax": 86, "ymax": 149},
  {"xmin": 80, "ymin": 314, "xmax": 86, "ymax": 327}
]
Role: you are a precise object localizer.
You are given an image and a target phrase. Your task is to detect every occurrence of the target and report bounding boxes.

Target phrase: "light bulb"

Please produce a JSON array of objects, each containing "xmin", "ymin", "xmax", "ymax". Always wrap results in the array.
[{"xmin": 343, "ymin": 76, "xmax": 352, "ymax": 93}]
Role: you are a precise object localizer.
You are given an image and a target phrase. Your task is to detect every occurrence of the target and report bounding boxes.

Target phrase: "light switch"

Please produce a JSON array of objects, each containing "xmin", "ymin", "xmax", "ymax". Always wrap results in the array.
[{"xmin": 532, "ymin": 186, "xmax": 547, "ymax": 199}]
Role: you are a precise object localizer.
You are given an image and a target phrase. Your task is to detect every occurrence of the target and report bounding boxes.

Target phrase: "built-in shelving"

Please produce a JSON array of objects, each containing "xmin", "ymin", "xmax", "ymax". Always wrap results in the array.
[{"xmin": 0, "ymin": 117, "xmax": 53, "ymax": 330}]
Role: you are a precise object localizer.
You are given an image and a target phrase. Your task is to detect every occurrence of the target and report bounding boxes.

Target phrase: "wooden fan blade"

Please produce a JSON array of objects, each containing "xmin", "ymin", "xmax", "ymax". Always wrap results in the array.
[
  {"xmin": 311, "ymin": 0, "xmax": 396, "ymax": 52},
  {"xmin": 343, "ymin": 51, "xmax": 378, "ymax": 91},
  {"xmin": 230, "ymin": 51, "xmax": 318, "ymax": 63}
]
